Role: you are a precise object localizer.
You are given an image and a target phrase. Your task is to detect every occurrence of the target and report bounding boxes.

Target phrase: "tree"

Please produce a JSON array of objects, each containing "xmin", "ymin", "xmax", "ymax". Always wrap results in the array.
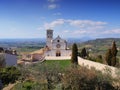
[
  {"xmin": 111, "ymin": 41, "xmax": 118, "ymax": 66},
  {"xmin": 81, "ymin": 48, "xmax": 87, "ymax": 58},
  {"xmin": 0, "ymin": 55, "xmax": 5, "ymax": 67},
  {"xmin": 105, "ymin": 49, "xmax": 112, "ymax": 66},
  {"xmin": 105, "ymin": 41, "xmax": 118, "ymax": 66},
  {"xmin": 71, "ymin": 43, "xmax": 78, "ymax": 65}
]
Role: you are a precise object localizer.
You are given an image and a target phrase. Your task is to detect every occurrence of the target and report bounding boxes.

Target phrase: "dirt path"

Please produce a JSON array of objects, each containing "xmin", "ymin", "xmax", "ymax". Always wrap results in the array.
[{"xmin": 3, "ymin": 83, "xmax": 15, "ymax": 90}]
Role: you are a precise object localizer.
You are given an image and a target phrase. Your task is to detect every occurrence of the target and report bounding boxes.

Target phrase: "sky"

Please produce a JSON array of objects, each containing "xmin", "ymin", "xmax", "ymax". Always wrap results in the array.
[{"xmin": 0, "ymin": 0, "xmax": 120, "ymax": 39}]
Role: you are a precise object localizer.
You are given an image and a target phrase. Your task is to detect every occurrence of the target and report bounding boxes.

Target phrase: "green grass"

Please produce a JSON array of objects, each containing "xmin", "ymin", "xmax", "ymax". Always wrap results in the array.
[
  {"xmin": 28, "ymin": 59, "xmax": 71, "ymax": 74},
  {"xmin": 45, "ymin": 60, "xmax": 71, "ymax": 69}
]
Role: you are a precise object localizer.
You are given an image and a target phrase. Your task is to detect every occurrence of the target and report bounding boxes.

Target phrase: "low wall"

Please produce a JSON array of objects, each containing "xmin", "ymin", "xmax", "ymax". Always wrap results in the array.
[{"xmin": 78, "ymin": 57, "xmax": 117, "ymax": 77}]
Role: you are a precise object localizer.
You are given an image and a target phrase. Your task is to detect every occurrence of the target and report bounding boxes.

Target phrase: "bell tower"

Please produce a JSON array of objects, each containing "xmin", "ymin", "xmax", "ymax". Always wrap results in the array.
[{"xmin": 46, "ymin": 29, "xmax": 53, "ymax": 49}]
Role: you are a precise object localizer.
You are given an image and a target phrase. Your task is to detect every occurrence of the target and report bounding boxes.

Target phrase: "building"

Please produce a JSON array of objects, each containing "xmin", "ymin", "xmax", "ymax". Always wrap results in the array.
[
  {"xmin": 0, "ymin": 47, "xmax": 17, "ymax": 66},
  {"xmin": 45, "ymin": 29, "xmax": 71, "ymax": 56}
]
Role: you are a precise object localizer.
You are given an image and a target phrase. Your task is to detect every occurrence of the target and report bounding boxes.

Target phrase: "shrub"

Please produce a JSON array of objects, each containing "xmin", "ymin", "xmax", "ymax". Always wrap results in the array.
[{"xmin": 0, "ymin": 66, "xmax": 21, "ymax": 86}]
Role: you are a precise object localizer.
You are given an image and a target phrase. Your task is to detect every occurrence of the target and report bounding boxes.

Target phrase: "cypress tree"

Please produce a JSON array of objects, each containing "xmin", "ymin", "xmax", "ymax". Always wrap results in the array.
[
  {"xmin": 71, "ymin": 43, "xmax": 78, "ymax": 65},
  {"xmin": 105, "ymin": 49, "xmax": 112, "ymax": 66},
  {"xmin": 111, "ymin": 41, "xmax": 118, "ymax": 66},
  {"xmin": 105, "ymin": 41, "xmax": 118, "ymax": 66},
  {"xmin": 81, "ymin": 48, "xmax": 87, "ymax": 58}
]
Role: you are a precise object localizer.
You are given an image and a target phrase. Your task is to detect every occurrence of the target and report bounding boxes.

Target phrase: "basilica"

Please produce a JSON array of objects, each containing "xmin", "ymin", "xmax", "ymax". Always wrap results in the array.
[{"xmin": 45, "ymin": 29, "xmax": 71, "ymax": 57}]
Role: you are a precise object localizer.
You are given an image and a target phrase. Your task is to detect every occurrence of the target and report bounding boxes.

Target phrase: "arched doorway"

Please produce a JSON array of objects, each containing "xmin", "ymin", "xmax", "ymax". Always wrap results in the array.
[{"xmin": 56, "ymin": 50, "xmax": 61, "ymax": 57}]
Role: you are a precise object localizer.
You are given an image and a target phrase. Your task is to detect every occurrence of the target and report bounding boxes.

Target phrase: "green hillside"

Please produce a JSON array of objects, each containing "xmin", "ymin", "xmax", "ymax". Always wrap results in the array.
[{"xmin": 78, "ymin": 38, "xmax": 120, "ymax": 59}]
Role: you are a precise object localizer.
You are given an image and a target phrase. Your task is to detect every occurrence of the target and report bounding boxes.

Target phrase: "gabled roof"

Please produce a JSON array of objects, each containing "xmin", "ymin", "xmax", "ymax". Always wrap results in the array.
[{"xmin": 53, "ymin": 35, "xmax": 66, "ymax": 42}]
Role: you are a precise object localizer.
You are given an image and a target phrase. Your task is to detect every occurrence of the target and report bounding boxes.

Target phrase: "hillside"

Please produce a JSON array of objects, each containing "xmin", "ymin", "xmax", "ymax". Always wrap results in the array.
[{"xmin": 78, "ymin": 38, "xmax": 120, "ymax": 58}]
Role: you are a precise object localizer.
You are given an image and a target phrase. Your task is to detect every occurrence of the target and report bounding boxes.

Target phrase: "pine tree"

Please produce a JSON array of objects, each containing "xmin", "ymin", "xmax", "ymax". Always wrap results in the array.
[{"xmin": 71, "ymin": 43, "xmax": 78, "ymax": 65}]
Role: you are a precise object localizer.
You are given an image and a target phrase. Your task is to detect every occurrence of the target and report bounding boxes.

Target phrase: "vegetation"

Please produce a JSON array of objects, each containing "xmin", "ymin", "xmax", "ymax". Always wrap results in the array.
[
  {"xmin": 111, "ymin": 41, "xmax": 118, "ymax": 66},
  {"xmin": 71, "ymin": 43, "xmax": 78, "ymax": 65},
  {"xmin": 78, "ymin": 38, "xmax": 120, "ymax": 60},
  {"xmin": 105, "ymin": 41, "xmax": 118, "ymax": 66},
  {"xmin": 45, "ymin": 60, "xmax": 71, "ymax": 69},
  {"xmin": 0, "ymin": 66, "xmax": 21, "ymax": 87},
  {"xmin": 13, "ymin": 63, "xmax": 120, "ymax": 90},
  {"xmin": 0, "ymin": 38, "xmax": 120, "ymax": 89},
  {"xmin": 80, "ymin": 47, "xmax": 88, "ymax": 58},
  {"xmin": 0, "ymin": 55, "xmax": 6, "ymax": 67}
]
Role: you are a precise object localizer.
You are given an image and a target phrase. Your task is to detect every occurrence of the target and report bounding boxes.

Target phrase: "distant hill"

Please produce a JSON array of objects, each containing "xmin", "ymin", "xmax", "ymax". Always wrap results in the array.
[
  {"xmin": 78, "ymin": 38, "xmax": 120, "ymax": 57},
  {"xmin": 82, "ymin": 38, "xmax": 120, "ymax": 45}
]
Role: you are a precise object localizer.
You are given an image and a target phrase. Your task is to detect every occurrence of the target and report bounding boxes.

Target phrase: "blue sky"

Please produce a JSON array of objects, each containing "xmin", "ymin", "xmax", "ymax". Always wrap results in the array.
[{"xmin": 0, "ymin": 0, "xmax": 120, "ymax": 39}]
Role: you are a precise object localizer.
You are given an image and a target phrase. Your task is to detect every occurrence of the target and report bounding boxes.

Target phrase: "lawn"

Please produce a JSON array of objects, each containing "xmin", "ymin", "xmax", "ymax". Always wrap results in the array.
[
  {"xmin": 44, "ymin": 60, "xmax": 71, "ymax": 69},
  {"xmin": 29, "ymin": 59, "xmax": 71, "ymax": 72}
]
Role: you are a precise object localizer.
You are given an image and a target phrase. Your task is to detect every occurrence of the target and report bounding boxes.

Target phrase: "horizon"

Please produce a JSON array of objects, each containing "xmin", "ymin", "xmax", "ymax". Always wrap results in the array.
[{"xmin": 0, "ymin": 0, "xmax": 120, "ymax": 39}]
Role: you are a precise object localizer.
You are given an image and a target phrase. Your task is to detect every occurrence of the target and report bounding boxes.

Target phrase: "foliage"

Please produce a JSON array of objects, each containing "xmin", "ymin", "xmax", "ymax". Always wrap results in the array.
[
  {"xmin": 81, "ymin": 47, "xmax": 88, "ymax": 58},
  {"xmin": 105, "ymin": 49, "xmax": 112, "ymax": 66},
  {"xmin": 111, "ymin": 41, "xmax": 118, "ymax": 66},
  {"xmin": 71, "ymin": 43, "xmax": 78, "ymax": 65},
  {"xmin": 0, "ymin": 66, "xmax": 21, "ymax": 86},
  {"xmin": 0, "ymin": 55, "xmax": 6, "ymax": 67},
  {"xmin": 87, "ymin": 55, "xmax": 103, "ymax": 63},
  {"xmin": 13, "ymin": 80, "xmax": 41, "ymax": 90},
  {"xmin": 62, "ymin": 66, "xmax": 115, "ymax": 90},
  {"xmin": 105, "ymin": 41, "xmax": 118, "ymax": 66},
  {"xmin": 78, "ymin": 38, "xmax": 120, "ymax": 61},
  {"xmin": 12, "ymin": 62, "xmax": 120, "ymax": 90}
]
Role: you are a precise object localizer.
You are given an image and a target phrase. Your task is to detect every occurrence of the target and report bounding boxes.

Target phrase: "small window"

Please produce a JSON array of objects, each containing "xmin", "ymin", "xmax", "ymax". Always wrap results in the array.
[{"xmin": 57, "ymin": 40, "xmax": 60, "ymax": 42}]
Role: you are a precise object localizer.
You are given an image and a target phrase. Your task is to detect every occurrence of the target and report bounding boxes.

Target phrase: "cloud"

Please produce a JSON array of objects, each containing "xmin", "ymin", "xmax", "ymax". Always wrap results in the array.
[
  {"xmin": 103, "ymin": 29, "xmax": 120, "ymax": 34},
  {"xmin": 53, "ymin": 12, "xmax": 62, "ymax": 16},
  {"xmin": 47, "ymin": 0, "xmax": 59, "ymax": 9},
  {"xmin": 37, "ymin": 19, "xmax": 109, "ymax": 38},
  {"xmin": 48, "ymin": 0, "xmax": 56, "ymax": 3},
  {"xmin": 40, "ymin": 19, "xmax": 107, "ymax": 29},
  {"xmin": 67, "ymin": 20, "xmax": 107, "ymax": 28},
  {"xmin": 44, "ymin": 19, "xmax": 65, "ymax": 29},
  {"xmin": 48, "ymin": 4, "xmax": 58, "ymax": 9},
  {"xmin": 37, "ymin": 18, "xmax": 120, "ymax": 38}
]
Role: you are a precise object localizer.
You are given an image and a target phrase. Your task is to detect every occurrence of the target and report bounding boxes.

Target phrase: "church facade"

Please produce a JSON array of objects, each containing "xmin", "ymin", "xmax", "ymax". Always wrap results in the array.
[{"xmin": 45, "ymin": 29, "xmax": 71, "ymax": 57}]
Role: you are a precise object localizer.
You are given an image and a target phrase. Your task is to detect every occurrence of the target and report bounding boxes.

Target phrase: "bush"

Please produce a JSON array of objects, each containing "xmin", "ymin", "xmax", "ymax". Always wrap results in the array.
[
  {"xmin": 0, "ymin": 66, "xmax": 21, "ymax": 86},
  {"xmin": 62, "ymin": 66, "xmax": 115, "ymax": 90}
]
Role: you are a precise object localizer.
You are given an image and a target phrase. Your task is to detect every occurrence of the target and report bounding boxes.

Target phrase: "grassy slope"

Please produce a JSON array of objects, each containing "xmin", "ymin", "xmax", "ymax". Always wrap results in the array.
[{"xmin": 78, "ymin": 38, "xmax": 120, "ymax": 59}]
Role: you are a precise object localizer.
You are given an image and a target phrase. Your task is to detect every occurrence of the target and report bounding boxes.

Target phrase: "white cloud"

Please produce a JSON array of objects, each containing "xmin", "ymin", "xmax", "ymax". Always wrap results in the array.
[
  {"xmin": 44, "ymin": 19, "xmax": 65, "ymax": 29},
  {"xmin": 53, "ymin": 12, "xmax": 62, "ymax": 16},
  {"xmin": 103, "ymin": 29, "xmax": 120, "ymax": 34},
  {"xmin": 37, "ymin": 19, "xmax": 109, "ymax": 38},
  {"xmin": 67, "ymin": 20, "xmax": 107, "ymax": 28},
  {"xmin": 41, "ymin": 19, "xmax": 107, "ymax": 30},
  {"xmin": 48, "ymin": 4, "xmax": 57, "ymax": 9}
]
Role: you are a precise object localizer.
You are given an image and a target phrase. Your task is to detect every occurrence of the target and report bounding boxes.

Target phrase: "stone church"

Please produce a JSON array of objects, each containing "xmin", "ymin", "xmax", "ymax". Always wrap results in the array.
[{"xmin": 45, "ymin": 29, "xmax": 71, "ymax": 57}]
